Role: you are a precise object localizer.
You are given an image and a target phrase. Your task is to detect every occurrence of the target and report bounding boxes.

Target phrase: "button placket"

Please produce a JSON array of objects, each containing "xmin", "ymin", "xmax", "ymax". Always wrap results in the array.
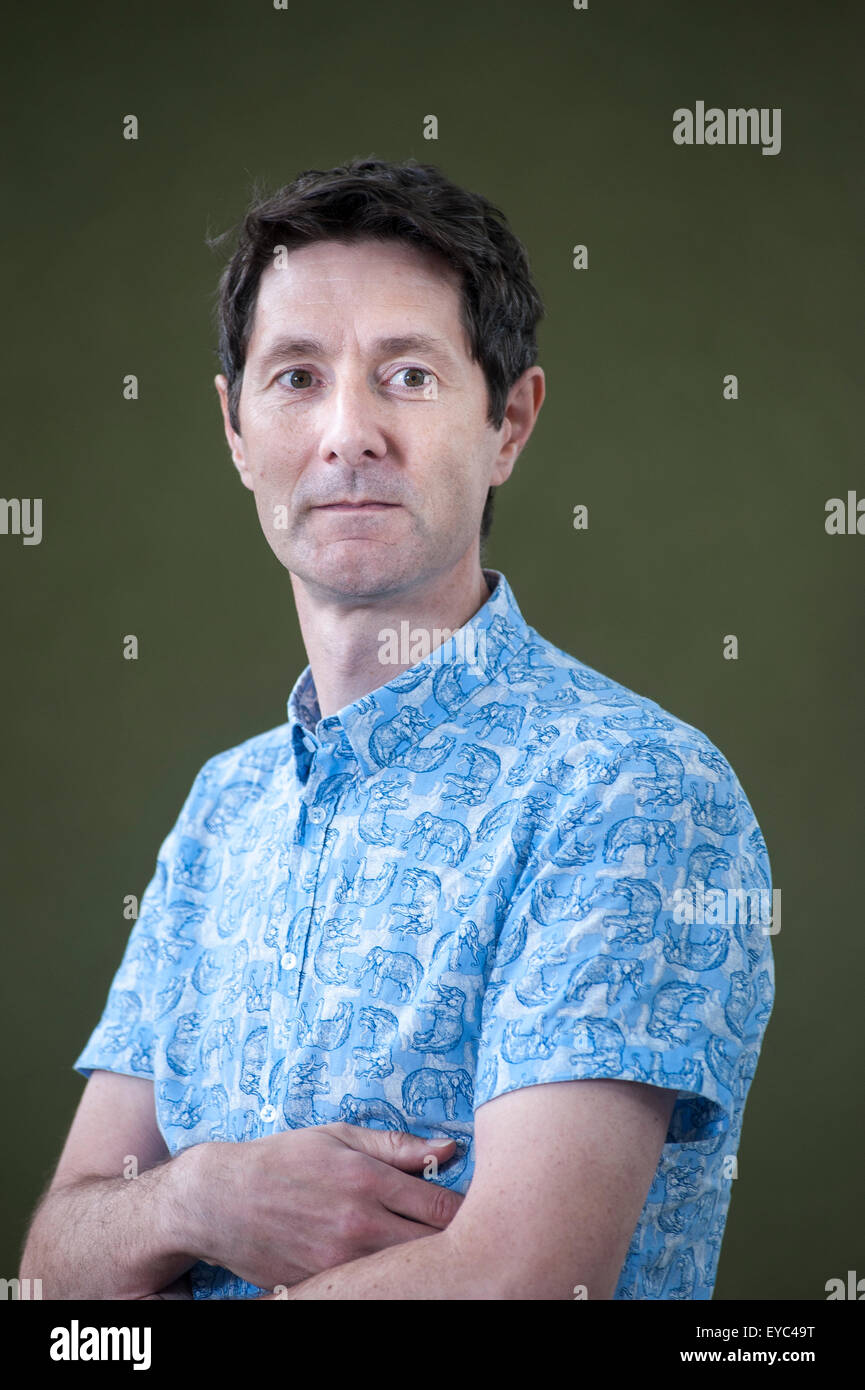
[
  {"xmin": 292, "ymin": 744, "xmax": 352, "ymax": 1003},
  {"xmin": 278, "ymin": 750, "xmax": 328, "ymax": 1008}
]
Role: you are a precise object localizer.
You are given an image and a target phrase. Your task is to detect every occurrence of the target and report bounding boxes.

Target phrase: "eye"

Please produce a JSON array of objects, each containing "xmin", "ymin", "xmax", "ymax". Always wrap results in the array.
[
  {"xmin": 277, "ymin": 368, "xmax": 315, "ymax": 390},
  {"xmin": 391, "ymin": 366, "xmax": 434, "ymax": 390},
  {"xmin": 274, "ymin": 365, "xmax": 435, "ymax": 393}
]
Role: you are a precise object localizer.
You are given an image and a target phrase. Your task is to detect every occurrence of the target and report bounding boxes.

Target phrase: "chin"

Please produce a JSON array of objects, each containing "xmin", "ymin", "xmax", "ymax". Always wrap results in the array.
[{"xmin": 294, "ymin": 546, "xmax": 419, "ymax": 599}]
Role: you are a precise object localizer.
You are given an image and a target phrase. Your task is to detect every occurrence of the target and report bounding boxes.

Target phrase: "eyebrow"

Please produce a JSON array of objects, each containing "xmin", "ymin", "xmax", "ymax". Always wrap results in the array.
[{"xmin": 252, "ymin": 333, "xmax": 457, "ymax": 376}]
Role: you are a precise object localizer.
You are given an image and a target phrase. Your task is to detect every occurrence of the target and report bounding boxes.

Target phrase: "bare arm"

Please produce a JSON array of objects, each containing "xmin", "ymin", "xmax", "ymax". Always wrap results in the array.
[
  {"xmin": 21, "ymin": 1070, "xmax": 465, "ymax": 1300},
  {"xmin": 19, "ymin": 1070, "xmax": 201, "ymax": 1300},
  {"xmin": 266, "ymin": 1079, "xmax": 678, "ymax": 1300}
]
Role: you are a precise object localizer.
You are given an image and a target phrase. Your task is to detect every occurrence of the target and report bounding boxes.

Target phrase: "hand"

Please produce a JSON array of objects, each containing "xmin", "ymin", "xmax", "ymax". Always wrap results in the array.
[
  {"xmin": 182, "ymin": 1123, "xmax": 464, "ymax": 1292},
  {"xmin": 132, "ymin": 1273, "xmax": 194, "ymax": 1300}
]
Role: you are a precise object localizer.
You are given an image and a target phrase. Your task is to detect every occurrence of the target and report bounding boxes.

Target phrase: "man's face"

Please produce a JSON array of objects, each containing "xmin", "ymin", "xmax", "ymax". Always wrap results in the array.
[{"xmin": 215, "ymin": 237, "xmax": 531, "ymax": 602}]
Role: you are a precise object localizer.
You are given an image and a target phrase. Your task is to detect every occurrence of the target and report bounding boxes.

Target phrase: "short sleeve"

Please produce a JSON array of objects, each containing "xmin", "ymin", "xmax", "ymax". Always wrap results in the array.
[
  {"xmin": 73, "ymin": 760, "xmax": 217, "ymax": 1082},
  {"xmin": 473, "ymin": 733, "xmax": 775, "ymax": 1145}
]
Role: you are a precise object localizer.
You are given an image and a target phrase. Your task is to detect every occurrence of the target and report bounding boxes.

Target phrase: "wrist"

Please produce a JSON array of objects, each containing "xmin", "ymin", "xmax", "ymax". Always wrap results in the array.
[{"xmin": 161, "ymin": 1141, "xmax": 214, "ymax": 1262}]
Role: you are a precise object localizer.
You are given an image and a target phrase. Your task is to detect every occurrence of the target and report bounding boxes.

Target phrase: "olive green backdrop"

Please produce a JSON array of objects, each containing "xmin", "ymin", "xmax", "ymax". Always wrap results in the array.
[{"xmin": 2, "ymin": 0, "xmax": 861, "ymax": 1300}]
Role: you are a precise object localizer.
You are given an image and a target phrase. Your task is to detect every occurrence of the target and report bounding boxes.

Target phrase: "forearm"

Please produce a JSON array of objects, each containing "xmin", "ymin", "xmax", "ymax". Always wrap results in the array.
[
  {"xmin": 260, "ymin": 1228, "xmax": 493, "ymax": 1301},
  {"xmin": 20, "ymin": 1147, "xmax": 203, "ymax": 1300}
]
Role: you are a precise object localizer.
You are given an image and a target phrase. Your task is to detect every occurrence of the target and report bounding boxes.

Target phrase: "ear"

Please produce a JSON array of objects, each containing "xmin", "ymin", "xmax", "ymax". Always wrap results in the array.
[
  {"xmin": 489, "ymin": 366, "xmax": 545, "ymax": 487},
  {"xmin": 214, "ymin": 374, "xmax": 255, "ymax": 490}
]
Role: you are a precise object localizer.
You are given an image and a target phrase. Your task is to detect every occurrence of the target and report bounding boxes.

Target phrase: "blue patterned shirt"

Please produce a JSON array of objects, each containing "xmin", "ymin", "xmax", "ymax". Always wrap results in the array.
[{"xmin": 74, "ymin": 568, "xmax": 775, "ymax": 1299}]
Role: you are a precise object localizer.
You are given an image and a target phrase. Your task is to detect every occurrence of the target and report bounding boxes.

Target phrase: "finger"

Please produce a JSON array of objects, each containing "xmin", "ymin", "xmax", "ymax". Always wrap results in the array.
[
  {"xmin": 368, "ymin": 1209, "xmax": 455, "ymax": 1250},
  {"xmin": 331, "ymin": 1123, "xmax": 457, "ymax": 1173},
  {"xmin": 375, "ymin": 1164, "xmax": 465, "ymax": 1229}
]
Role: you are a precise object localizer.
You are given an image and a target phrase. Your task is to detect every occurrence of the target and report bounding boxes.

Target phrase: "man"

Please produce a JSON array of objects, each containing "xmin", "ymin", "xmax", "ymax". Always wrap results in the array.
[{"xmin": 21, "ymin": 157, "xmax": 774, "ymax": 1301}]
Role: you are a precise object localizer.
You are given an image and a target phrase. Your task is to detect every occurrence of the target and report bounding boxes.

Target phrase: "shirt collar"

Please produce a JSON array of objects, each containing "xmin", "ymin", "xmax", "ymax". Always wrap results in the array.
[{"xmin": 285, "ymin": 568, "xmax": 532, "ymax": 780}]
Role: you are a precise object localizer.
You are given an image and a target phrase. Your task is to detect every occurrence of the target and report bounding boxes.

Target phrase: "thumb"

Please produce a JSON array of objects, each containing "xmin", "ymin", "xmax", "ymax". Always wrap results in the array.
[{"xmin": 337, "ymin": 1124, "xmax": 456, "ymax": 1171}]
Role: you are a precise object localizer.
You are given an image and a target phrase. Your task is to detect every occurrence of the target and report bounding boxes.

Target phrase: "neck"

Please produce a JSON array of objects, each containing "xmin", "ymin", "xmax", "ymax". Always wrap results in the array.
[{"xmin": 290, "ymin": 556, "xmax": 493, "ymax": 720}]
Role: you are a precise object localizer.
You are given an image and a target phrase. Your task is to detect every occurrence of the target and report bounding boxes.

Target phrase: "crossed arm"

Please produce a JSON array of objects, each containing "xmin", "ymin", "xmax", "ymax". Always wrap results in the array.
[
  {"xmin": 23, "ymin": 1071, "xmax": 675, "ymax": 1300},
  {"xmin": 260, "ymin": 1076, "xmax": 675, "ymax": 1300}
]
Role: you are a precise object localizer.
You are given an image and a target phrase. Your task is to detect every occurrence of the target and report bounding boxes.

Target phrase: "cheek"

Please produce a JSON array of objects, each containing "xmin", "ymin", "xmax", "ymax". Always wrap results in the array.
[
  {"xmin": 245, "ymin": 428, "xmax": 302, "ymax": 489},
  {"xmin": 243, "ymin": 400, "xmax": 306, "ymax": 462},
  {"xmin": 424, "ymin": 421, "xmax": 479, "ymax": 487}
]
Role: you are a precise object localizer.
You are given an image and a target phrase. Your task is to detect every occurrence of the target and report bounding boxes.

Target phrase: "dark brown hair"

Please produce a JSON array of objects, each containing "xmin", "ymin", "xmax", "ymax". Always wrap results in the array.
[{"xmin": 209, "ymin": 156, "xmax": 544, "ymax": 546}]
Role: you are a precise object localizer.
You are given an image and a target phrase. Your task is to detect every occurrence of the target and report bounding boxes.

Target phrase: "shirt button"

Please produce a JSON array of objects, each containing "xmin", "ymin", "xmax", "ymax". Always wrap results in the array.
[
  {"xmin": 281, "ymin": 951, "xmax": 297, "ymax": 971},
  {"xmin": 260, "ymin": 1104, "xmax": 277, "ymax": 1123},
  {"xmin": 308, "ymin": 807, "xmax": 325, "ymax": 824}
]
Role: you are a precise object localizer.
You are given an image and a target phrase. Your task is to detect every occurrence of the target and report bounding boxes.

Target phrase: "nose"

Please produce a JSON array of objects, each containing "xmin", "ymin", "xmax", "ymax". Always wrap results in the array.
[{"xmin": 316, "ymin": 366, "xmax": 388, "ymax": 469}]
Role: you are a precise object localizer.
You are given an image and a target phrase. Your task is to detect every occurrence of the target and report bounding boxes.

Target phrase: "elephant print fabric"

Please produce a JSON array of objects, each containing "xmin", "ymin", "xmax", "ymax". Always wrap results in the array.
[{"xmin": 75, "ymin": 569, "xmax": 775, "ymax": 1300}]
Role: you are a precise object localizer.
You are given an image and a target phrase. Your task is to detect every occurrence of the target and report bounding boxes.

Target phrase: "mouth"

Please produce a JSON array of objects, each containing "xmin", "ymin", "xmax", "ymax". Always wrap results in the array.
[{"xmin": 313, "ymin": 502, "xmax": 400, "ymax": 511}]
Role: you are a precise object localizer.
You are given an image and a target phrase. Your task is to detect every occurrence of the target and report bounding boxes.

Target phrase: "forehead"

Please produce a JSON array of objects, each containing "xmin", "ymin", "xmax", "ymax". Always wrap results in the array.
[{"xmin": 246, "ymin": 237, "xmax": 468, "ymax": 355}]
